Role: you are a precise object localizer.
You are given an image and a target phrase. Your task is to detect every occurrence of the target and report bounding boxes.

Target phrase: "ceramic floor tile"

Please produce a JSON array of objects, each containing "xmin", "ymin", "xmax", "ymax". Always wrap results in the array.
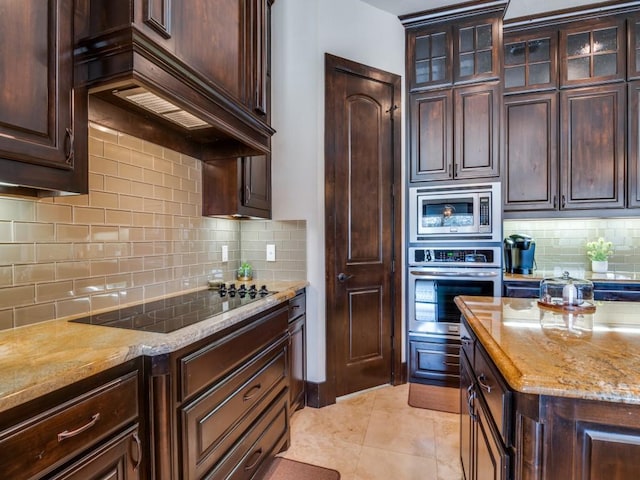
[
  {"xmin": 282, "ymin": 384, "xmax": 463, "ymax": 480},
  {"xmin": 352, "ymin": 446, "xmax": 440, "ymax": 480},
  {"xmin": 363, "ymin": 409, "xmax": 437, "ymax": 458}
]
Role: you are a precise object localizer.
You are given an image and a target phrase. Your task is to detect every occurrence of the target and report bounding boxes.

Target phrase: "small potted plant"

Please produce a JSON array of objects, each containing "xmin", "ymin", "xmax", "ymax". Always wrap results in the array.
[
  {"xmin": 586, "ymin": 237, "xmax": 613, "ymax": 273},
  {"xmin": 237, "ymin": 261, "xmax": 253, "ymax": 281}
]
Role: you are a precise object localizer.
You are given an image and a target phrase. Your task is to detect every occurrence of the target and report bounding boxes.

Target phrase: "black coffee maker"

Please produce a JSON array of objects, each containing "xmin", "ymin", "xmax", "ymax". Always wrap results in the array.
[{"xmin": 504, "ymin": 234, "xmax": 536, "ymax": 274}]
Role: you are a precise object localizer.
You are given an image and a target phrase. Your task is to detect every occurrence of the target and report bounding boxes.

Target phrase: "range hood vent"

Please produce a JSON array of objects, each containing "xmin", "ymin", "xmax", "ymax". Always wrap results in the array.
[
  {"xmin": 74, "ymin": 11, "xmax": 275, "ymax": 161},
  {"xmin": 113, "ymin": 87, "xmax": 210, "ymax": 130}
]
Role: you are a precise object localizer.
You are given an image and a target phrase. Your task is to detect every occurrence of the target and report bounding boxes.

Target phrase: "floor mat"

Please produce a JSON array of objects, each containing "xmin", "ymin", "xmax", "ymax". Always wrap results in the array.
[{"xmin": 261, "ymin": 457, "xmax": 341, "ymax": 480}]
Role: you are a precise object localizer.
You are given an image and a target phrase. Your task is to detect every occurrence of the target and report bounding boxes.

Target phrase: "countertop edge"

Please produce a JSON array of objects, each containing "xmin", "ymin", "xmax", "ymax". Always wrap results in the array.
[
  {"xmin": 0, "ymin": 281, "xmax": 308, "ymax": 414},
  {"xmin": 456, "ymin": 295, "xmax": 640, "ymax": 406}
]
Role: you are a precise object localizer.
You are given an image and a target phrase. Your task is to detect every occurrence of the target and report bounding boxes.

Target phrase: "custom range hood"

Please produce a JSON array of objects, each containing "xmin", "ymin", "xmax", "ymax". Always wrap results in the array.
[{"xmin": 74, "ymin": 1, "xmax": 275, "ymax": 160}]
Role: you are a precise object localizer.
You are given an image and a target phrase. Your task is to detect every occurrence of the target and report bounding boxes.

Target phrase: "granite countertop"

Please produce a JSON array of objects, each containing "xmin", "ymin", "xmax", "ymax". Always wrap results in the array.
[
  {"xmin": 0, "ymin": 280, "xmax": 307, "ymax": 414},
  {"xmin": 455, "ymin": 295, "xmax": 640, "ymax": 405},
  {"xmin": 504, "ymin": 271, "xmax": 640, "ymax": 283}
]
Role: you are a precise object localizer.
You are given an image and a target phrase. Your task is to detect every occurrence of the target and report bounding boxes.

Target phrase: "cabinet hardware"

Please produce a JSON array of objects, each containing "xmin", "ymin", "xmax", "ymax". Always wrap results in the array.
[
  {"xmin": 244, "ymin": 448, "xmax": 263, "ymax": 471},
  {"xmin": 243, "ymin": 383, "xmax": 262, "ymax": 401},
  {"xmin": 57, "ymin": 413, "xmax": 100, "ymax": 442},
  {"xmin": 467, "ymin": 385, "xmax": 478, "ymax": 421},
  {"xmin": 477, "ymin": 373, "xmax": 492, "ymax": 393},
  {"xmin": 64, "ymin": 128, "xmax": 75, "ymax": 165},
  {"xmin": 553, "ymin": 195, "xmax": 557, "ymax": 208},
  {"xmin": 132, "ymin": 432, "xmax": 142, "ymax": 471},
  {"xmin": 561, "ymin": 195, "xmax": 566, "ymax": 208}
]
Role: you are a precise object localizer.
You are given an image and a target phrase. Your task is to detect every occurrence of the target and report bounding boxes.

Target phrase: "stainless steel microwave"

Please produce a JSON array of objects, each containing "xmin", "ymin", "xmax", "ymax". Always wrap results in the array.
[{"xmin": 409, "ymin": 182, "xmax": 502, "ymax": 244}]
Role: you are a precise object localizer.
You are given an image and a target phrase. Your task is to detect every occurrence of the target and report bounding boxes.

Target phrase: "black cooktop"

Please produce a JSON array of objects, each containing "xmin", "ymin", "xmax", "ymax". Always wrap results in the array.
[{"xmin": 71, "ymin": 284, "xmax": 273, "ymax": 334}]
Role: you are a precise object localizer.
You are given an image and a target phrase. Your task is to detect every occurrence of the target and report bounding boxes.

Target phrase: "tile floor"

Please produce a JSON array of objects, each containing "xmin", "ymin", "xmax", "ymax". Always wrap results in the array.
[{"xmin": 279, "ymin": 384, "xmax": 463, "ymax": 480}]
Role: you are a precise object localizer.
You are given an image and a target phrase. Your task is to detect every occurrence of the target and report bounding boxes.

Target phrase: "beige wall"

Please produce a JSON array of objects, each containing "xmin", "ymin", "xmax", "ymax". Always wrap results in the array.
[
  {"xmin": 504, "ymin": 218, "xmax": 640, "ymax": 274},
  {"xmin": 0, "ymin": 124, "xmax": 306, "ymax": 331}
]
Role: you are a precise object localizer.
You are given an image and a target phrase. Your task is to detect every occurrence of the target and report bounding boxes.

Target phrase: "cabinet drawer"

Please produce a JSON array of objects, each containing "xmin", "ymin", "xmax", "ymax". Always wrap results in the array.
[
  {"xmin": 181, "ymin": 343, "xmax": 288, "ymax": 479},
  {"xmin": 0, "ymin": 372, "xmax": 138, "ymax": 479},
  {"xmin": 460, "ymin": 321, "xmax": 475, "ymax": 366},
  {"xmin": 288, "ymin": 291, "xmax": 306, "ymax": 321},
  {"xmin": 474, "ymin": 344, "xmax": 512, "ymax": 446},
  {"xmin": 209, "ymin": 390, "xmax": 289, "ymax": 480},
  {"xmin": 180, "ymin": 305, "xmax": 288, "ymax": 400}
]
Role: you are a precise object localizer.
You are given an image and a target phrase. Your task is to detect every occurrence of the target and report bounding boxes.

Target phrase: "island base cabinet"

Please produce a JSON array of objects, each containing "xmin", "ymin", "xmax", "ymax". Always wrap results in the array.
[
  {"xmin": 541, "ymin": 397, "xmax": 640, "ymax": 480},
  {"xmin": 461, "ymin": 353, "xmax": 510, "ymax": 480}
]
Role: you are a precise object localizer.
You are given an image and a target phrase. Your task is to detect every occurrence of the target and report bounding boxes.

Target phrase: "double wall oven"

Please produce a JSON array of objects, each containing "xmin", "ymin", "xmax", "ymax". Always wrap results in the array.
[{"xmin": 407, "ymin": 182, "xmax": 502, "ymax": 388}]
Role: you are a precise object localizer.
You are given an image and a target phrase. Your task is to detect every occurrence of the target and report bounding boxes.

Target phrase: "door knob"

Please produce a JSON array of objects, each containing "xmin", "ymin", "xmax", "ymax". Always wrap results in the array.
[{"xmin": 337, "ymin": 273, "xmax": 353, "ymax": 282}]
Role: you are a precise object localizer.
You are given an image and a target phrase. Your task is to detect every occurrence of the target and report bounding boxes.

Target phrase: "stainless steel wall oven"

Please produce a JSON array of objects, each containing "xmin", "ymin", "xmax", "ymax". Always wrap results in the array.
[{"xmin": 406, "ymin": 182, "xmax": 502, "ymax": 389}]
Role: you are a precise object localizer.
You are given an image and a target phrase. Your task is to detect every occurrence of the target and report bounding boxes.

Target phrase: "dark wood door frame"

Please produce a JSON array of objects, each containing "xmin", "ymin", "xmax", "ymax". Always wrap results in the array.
[{"xmin": 315, "ymin": 53, "xmax": 403, "ymax": 407}]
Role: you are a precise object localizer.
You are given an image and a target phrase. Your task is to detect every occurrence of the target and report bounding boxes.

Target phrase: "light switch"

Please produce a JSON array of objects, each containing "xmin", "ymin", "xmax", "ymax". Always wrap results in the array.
[
  {"xmin": 266, "ymin": 244, "xmax": 276, "ymax": 262},
  {"xmin": 222, "ymin": 245, "xmax": 229, "ymax": 262}
]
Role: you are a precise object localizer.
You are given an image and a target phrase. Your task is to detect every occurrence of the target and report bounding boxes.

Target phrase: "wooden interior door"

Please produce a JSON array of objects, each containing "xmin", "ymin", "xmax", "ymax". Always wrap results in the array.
[{"xmin": 324, "ymin": 54, "xmax": 402, "ymax": 399}]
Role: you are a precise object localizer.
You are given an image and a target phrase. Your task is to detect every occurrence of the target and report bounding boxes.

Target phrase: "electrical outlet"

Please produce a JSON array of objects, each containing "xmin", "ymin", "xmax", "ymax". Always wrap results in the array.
[
  {"xmin": 221, "ymin": 245, "xmax": 229, "ymax": 262},
  {"xmin": 266, "ymin": 244, "xmax": 276, "ymax": 262}
]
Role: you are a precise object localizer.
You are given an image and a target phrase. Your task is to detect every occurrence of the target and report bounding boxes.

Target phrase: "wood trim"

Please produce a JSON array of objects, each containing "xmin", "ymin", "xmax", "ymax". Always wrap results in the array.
[{"xmin": 305, "ymin": 381, "xmax": 335, "ymax": 409}]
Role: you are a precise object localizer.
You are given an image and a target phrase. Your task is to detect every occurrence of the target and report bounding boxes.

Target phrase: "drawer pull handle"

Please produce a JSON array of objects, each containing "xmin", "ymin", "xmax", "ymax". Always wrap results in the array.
[
  {"xmin": 243, "ymin": 383, "xmax": 262, "ymax": 401},
  {"xmin": 244, "ymin": 448, "xmax": 263, "ymax": 471},
  {"xmin": 461, "ymin": 335, "xmax": 472, "ymax": 345},
  {"xmin": 57, "ymin": 413, "xmax": 100, "ymax": 442},
  {"xmin": 477, "ymin": 374, "xmax": 492, "ymax": 393},
  {"xmin": 132, "ymin": 432, "xmax": 142, "ymax": 471}
]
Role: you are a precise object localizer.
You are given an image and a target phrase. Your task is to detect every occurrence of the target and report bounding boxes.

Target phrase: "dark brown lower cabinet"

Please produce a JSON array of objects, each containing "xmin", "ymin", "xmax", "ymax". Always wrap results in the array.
[
  {"xmin": 0, "ymin": 360, "xmax": 143, "ymax": 480},
  {"xmin": 50, "ymin": 426, "xmax": 142, "ymax": 480},
  {"xmin": 288, "ymin": 290, "xmax": 307, "ymax": 413},
  {"xmin": 460, "ymin": 350, "xmax": 510, "ymax": 480},
  {"xmin": 148, "ymin": 304, "xmax": 290, "ymax": 479},
  {"xmin": 462, "ymin": 315, "xmax": 640, "ymax": 480}
]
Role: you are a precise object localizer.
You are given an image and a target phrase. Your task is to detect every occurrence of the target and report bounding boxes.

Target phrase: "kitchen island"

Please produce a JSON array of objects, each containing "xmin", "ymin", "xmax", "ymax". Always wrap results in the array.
[{"xmin": 455, "ymin": 295, "xmax": 640, "ymax": 480}]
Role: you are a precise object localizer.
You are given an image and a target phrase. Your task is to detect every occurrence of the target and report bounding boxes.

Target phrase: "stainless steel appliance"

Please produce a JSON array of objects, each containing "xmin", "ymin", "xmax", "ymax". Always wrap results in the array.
[
  {"xmin": 504, "ymin": 233, "xmax": 536, "ymax": 274},
  {"xmin": 406, "ymin": 180, "xmax": 502, "ymax": 392},
  {"xmin": 409, "ymin": 182, "xmax": 502, "ymax": 244},
  {"xmin": 407, "ymin": 246, "xmax": 502, "ymax": 387}
]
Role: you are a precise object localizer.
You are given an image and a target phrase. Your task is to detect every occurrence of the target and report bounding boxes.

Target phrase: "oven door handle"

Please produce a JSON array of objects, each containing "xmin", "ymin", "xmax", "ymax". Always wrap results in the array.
[{"xmin": 410, "ymin": 270, "xmax": 499, "ymax": 278}]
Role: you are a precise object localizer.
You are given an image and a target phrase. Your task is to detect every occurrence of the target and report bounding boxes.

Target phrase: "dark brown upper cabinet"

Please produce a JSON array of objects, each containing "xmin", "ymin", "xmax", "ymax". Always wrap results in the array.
[
  {"xmin": 75, "ymin": 0, "xmax": 275, "ymax": 160},
  {"xmin": 502, "ymin": 92, "xmax": 558, "ymax": 212},
  {"xmin": 409, "ymin": 90, "xmax": 453, "ymax": 181},
  {"xmin": 629, "ymin": 81, "xmax": 640, "ymax": 207},
  {"xmin": 559, "ymin": 17, "xmax": 626, "ymax": 87},
  {"xmin": 409, "ymin": 83, "xmax": 500, "ymax": 183},
  {"xmin": 453, "ymin": 14, "xmax": 502, "ymax": 84},
  {"xmin": 406, "ymin": 26, "xmax": 452, "ymax": 91},
  {"xmin": 0, "ymin": 0, "xmax": 87, "ymax": 196},
  {"xmin": 454, "ymin": 83, "xmax": 501, "ymax": 180},
  {"xmin": 503, "ymin": 30, "xmax": 558, "ymax": 93},
  {"xmin": 560, "ymin": 84, "xmax": 626, "ymax": 210},
  {"xmin": 629, "ymin": 15, "xmax": 640, "ymax": 80}
]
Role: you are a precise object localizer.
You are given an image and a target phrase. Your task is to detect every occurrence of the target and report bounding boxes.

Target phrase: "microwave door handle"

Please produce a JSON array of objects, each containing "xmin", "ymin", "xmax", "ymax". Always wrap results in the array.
[{"xmin": 410, "ymin": 271, "xmax": 499, "ymax": 278}]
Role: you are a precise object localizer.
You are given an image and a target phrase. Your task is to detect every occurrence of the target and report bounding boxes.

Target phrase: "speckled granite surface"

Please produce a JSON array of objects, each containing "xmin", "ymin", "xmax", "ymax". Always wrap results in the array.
[
  {"xmin": 0, "ymin": 281, "xmax": 307, "ymax": 414},
  {"xmin": 455, "ymin": 295, "xmax": 640, "ymax": 405}
]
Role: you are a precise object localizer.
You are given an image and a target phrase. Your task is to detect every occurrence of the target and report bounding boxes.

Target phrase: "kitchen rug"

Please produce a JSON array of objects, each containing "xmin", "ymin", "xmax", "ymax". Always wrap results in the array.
[{"xmin": 261, "ymin": 457, "xmax": 341, "ymax": 480}]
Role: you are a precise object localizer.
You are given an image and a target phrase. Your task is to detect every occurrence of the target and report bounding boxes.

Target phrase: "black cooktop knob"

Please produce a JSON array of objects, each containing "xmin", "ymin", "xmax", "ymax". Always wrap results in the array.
[
  {"xmin": 238, "ymin": 284, "xmax": 247, "ymax": 298},
  {"xmin": 228, "ymin": 283, "xmax": 236, "ymax": 297},
  {"xmin": 259, "ymin": 285, "xmax": 269, "ymax": 296}
]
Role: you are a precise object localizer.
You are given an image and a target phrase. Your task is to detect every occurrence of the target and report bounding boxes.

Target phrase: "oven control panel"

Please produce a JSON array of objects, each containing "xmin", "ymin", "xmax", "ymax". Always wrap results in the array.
[{"xmin": 409, "ymin": 246, "xmax": 501, "ymax": 267}]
